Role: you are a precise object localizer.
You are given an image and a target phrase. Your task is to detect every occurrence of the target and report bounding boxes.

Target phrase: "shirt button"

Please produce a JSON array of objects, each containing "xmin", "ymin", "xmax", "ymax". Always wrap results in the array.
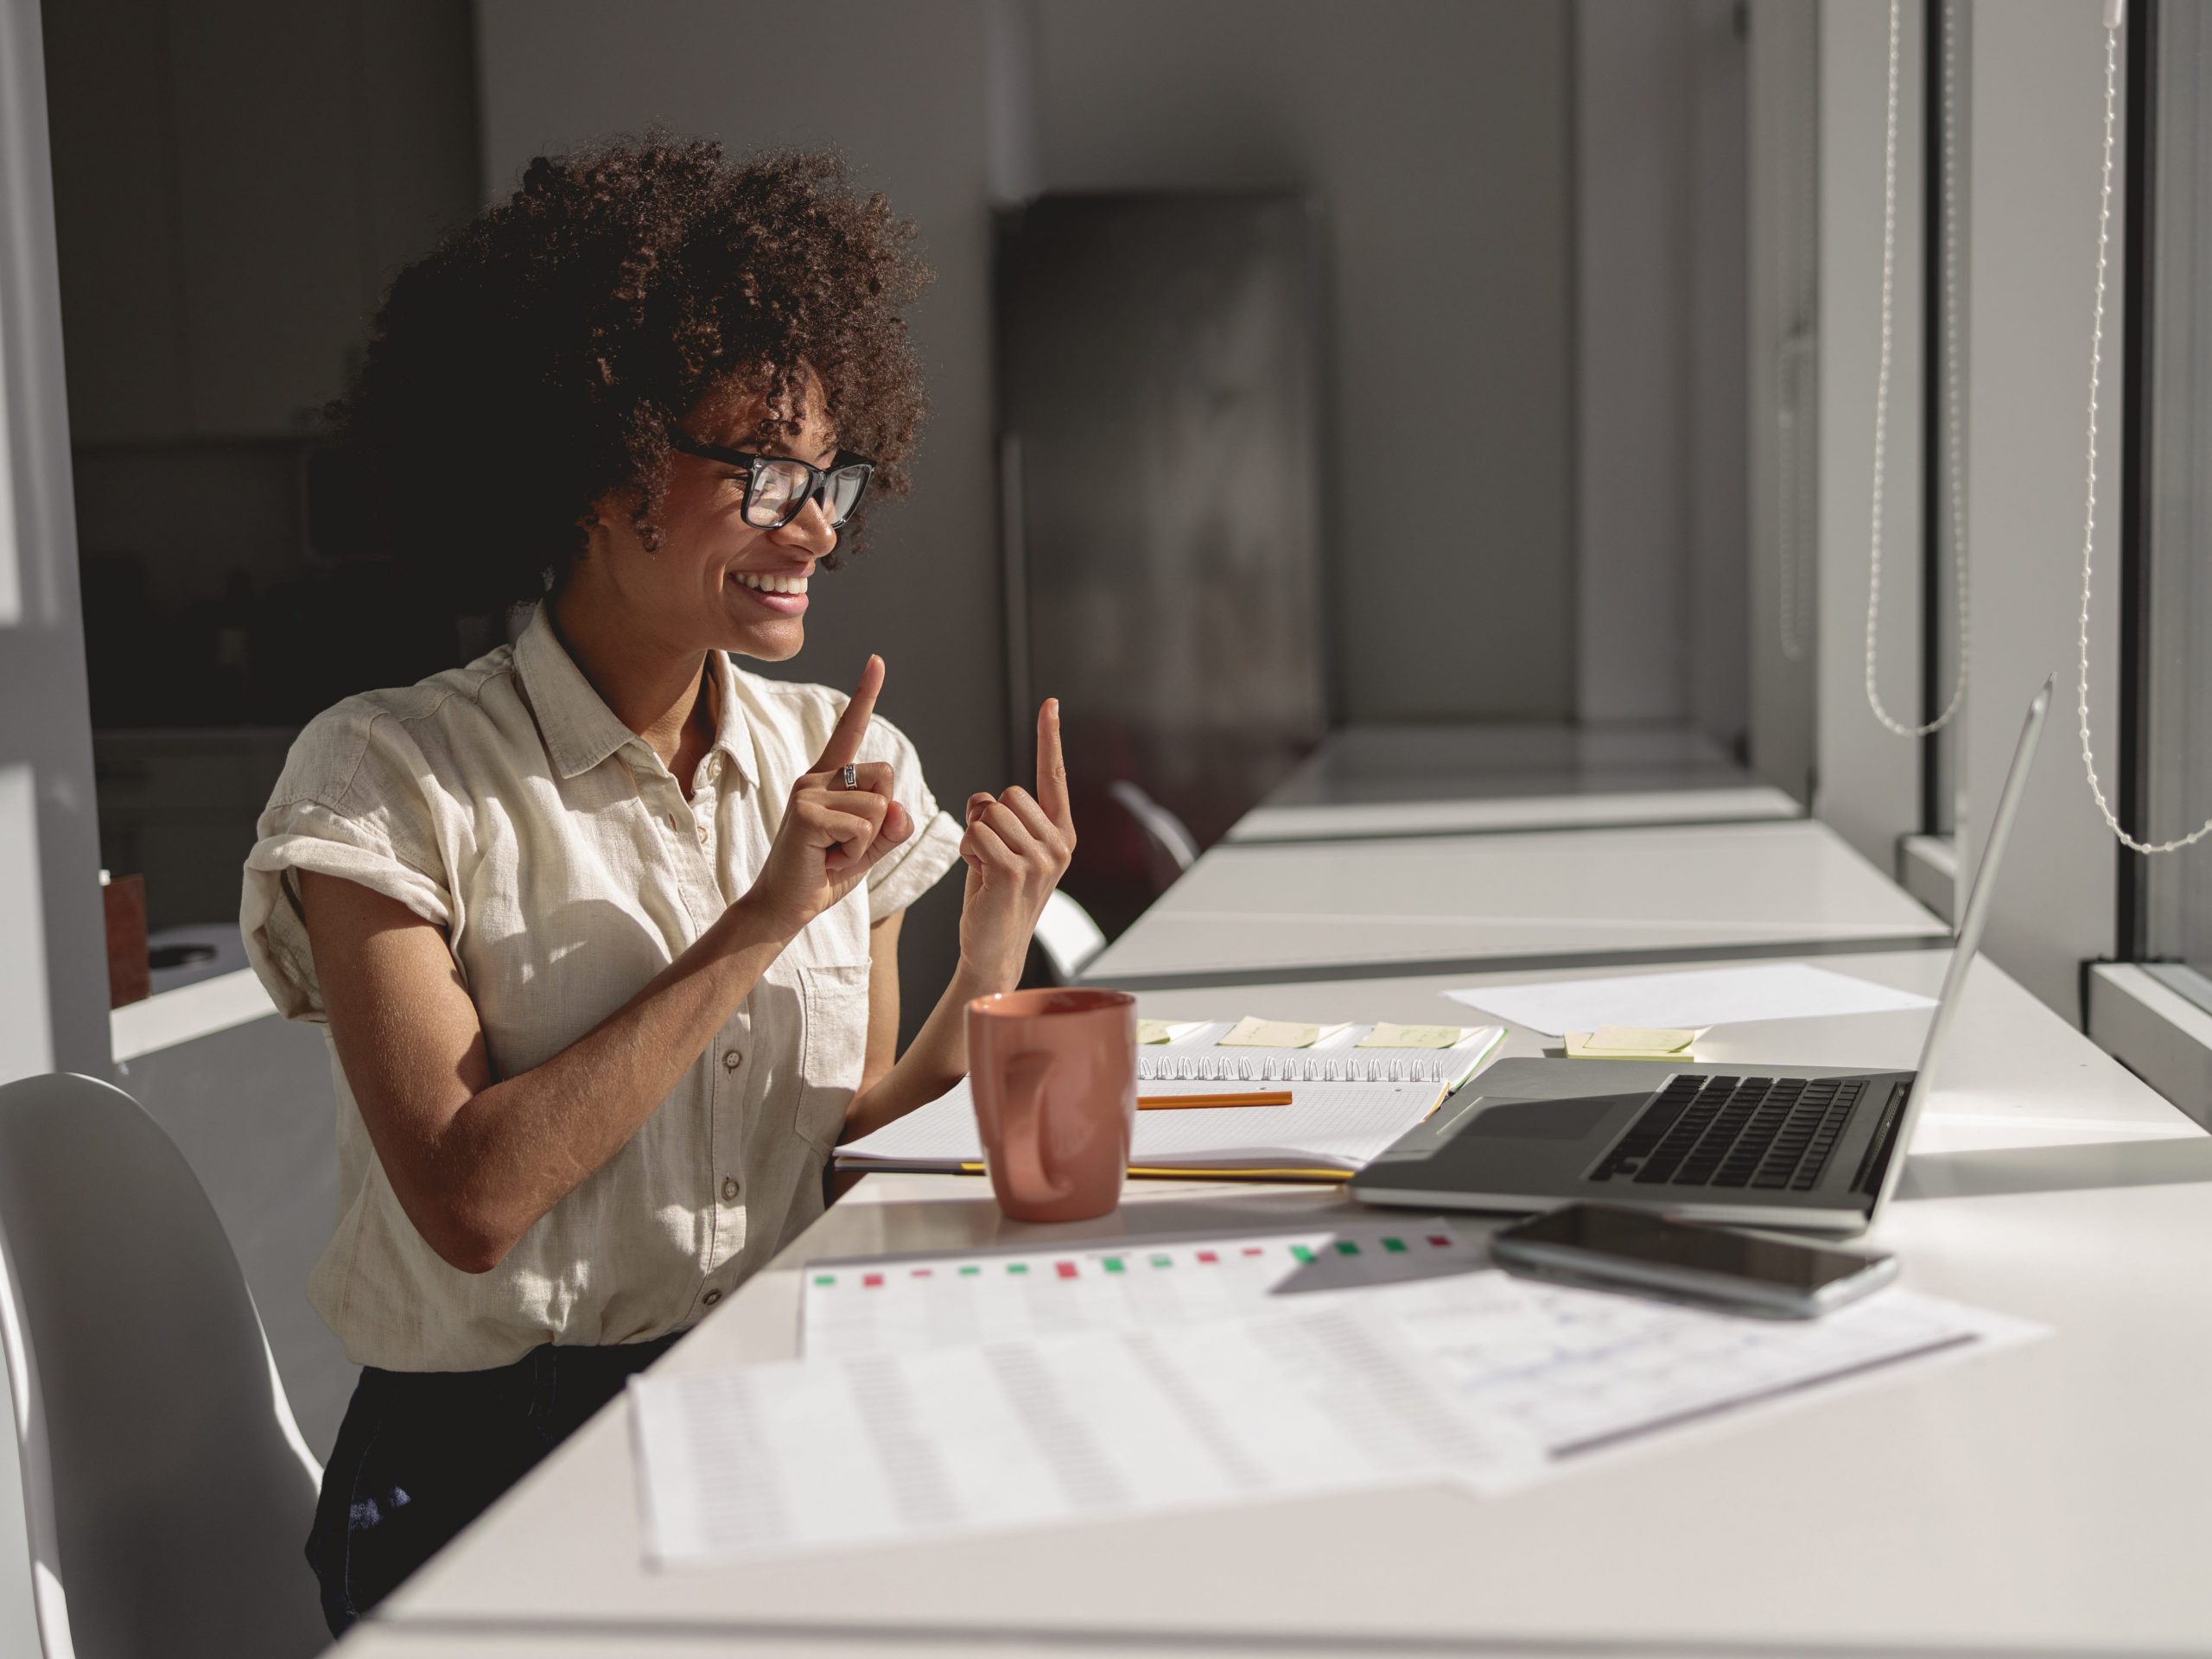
[
  {"xmin": 722, "ymin": 1049, "xmax": 742, "ymax": 1071},
  {"xmin": 702, "ymin": 1289, "xmax": 722, "ymax": 1307},
  {"xmin": 696, "ymin": 823, "xmax": 709, "ymax": 846},
  {"xmin": 721, "ymin": 1175, "xmax": 740, "ymax": 1202}
]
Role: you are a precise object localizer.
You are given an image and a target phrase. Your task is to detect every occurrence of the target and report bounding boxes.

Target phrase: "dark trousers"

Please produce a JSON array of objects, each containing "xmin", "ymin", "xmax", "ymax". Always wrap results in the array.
[{"xmin": 308, "ymin": 1333, "xmax": 683, "ymax": 1636}]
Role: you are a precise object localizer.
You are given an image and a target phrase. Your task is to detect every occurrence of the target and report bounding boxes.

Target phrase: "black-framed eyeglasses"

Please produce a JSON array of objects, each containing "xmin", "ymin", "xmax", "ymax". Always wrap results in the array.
[{"xmin": 669, "ymin": 433, "xmax": 875, "ymax": 530}]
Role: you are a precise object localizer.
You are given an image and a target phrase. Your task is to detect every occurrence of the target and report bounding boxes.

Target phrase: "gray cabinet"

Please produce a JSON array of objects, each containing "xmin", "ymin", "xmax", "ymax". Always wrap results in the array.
[{"xmin": 997, "ymin": 194, "xmax": 1327, "ymax": 933}]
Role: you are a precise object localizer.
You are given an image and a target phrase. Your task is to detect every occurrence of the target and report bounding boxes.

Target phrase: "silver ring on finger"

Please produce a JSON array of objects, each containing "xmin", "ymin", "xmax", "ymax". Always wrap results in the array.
[{"xmin": 840, "ymin": 763, "xmax": 858, "ymax": 790}]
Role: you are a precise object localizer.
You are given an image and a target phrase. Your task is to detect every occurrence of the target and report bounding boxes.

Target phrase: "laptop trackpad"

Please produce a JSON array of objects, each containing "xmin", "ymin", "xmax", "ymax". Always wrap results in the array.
[{"xmin": 1460, "ymin": 1094, "xmax": 1637, "ymax": 1141}]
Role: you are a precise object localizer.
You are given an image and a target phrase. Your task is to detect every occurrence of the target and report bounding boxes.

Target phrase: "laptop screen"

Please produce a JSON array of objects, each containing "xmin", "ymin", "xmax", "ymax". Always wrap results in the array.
[{"xmin": 1872, "ymin": 677, "xmax": 2052, "ymax": 1212}]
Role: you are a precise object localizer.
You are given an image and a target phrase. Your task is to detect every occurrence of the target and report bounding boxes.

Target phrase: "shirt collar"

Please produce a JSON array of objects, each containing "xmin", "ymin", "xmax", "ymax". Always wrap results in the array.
[
  {"xmin": 699, "ymin": 645, "xmax": 757, "ymax": 788},
  {"xmin": 512, "ymin": 604, "xmax": 753, "ymax": 786}
]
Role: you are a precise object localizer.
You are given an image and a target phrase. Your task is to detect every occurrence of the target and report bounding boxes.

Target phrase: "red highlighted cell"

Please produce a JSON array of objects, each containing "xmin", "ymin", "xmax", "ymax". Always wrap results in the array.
[
  {"xmin": 862, "ymin": 1272, "xmax": 885, "ymax": 1287},
  {"xmin": 912, "ymin": 1268, "xmax": 932, "ymax": 1277},
  {"xmin": 1426, "ymin": 1235, "xmax": 1451, "ymax": 1249},
  {"xmin": 1243, "ymin": 1246, "xmax": 1265, "ymax": 1257},
  {"xmin": 1055, "ymin": 1262, "xmax": 1078, "ymax": 1280},
  {"xmin": 1197, "ymin": 1250, "xmax": 1219, "ymax": 1264}
]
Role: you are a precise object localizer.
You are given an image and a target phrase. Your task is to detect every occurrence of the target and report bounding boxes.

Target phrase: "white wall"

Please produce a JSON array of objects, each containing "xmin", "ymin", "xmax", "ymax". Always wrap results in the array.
[
  {"xmin": 2, "ymin": 0, "xmax": 112, "ymax": 1647},
  {"xmin": 1745, "ymin": 0, "xmax": 1821, "ymax": 802},
  {"xmin": 1816, "ymin": 0, "xmax": 1926, "ymax": 871},
  {"xmin": 1958, "ymin": 0, "xmax": 2123, "ymax": 1022},
  {"xmin": 1024, "ymin": 0, "xmax": 1576, "ymax": 723},
  {"xmin": 1576, "ymin": 0, "xmax": 1749, "ymax": 743}
]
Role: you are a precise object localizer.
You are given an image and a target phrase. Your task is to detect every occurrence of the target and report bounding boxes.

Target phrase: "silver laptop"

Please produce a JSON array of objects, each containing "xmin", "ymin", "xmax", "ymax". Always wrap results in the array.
[{"xmin": 1351, "ymin": 678, "xmax": 2051, "ymax": 1235}]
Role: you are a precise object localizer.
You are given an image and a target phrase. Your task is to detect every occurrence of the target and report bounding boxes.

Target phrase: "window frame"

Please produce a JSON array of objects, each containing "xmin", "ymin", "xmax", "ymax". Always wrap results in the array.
[{"xmin": 2090, "ymin": 0, "xmax": 2212, "ymax": 1126}]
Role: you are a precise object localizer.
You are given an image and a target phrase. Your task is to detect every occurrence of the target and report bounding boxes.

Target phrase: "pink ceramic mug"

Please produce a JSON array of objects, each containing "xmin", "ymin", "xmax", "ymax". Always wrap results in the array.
[{"xmin": 966, "ymin": 988, "xmax": 1137, "ymax": 1223}]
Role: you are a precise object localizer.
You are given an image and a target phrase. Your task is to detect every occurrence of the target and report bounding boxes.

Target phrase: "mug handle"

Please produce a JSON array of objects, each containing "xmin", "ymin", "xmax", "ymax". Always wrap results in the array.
[{"xmin": 995, "ymin": 1048, "xmax": 1073, "ymax": 1204}]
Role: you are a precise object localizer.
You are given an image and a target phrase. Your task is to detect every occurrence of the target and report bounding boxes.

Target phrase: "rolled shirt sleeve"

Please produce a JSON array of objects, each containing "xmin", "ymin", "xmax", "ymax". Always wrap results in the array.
[{"xmin": 241, "ymin": 703, "xmax": 454, "ymax": 1022}]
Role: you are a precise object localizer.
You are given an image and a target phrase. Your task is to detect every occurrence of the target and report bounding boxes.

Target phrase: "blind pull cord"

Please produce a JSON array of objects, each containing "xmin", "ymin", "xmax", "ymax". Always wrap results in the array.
[
  {"xmin": 2077, "ymin": 0, "xmax": 2212, "ymax": 852},
  {"xmin": 1866, "ymin": 0, "xmax": 1971, "ymax": 738}
]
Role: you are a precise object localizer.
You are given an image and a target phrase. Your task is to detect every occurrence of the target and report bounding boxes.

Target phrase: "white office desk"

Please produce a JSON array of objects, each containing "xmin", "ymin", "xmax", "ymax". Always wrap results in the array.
[
  {"xmin": 1232, "ymin": 723, "xmax": 1802, "ymax": 844},
  {"xmin": 371, "ymin": 950, "xmax": 2212, "ymax": 1656},
  {"xmin": 1085, "ymin": 819, "xmax": 1948, "ymax": 988}
]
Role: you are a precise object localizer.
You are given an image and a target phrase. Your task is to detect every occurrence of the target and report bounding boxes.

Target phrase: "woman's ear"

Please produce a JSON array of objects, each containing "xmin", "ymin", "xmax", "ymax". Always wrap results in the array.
[{"xmin": 576, "ymin": 488, "xmax": 641, "ymax": 555}]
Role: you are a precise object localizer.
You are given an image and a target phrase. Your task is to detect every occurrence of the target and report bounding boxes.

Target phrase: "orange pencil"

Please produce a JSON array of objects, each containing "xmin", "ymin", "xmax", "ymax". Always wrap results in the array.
[{"xmin": 1137, "ymin": 1090, "xmax": 1295, "ymax": 1110}]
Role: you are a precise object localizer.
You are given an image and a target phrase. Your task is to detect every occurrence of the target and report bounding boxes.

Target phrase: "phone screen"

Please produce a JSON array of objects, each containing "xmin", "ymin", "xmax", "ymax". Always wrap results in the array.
[{"xmin": 1502, "ymin": 1204, "xmax": 1879, "ymax": 1292}]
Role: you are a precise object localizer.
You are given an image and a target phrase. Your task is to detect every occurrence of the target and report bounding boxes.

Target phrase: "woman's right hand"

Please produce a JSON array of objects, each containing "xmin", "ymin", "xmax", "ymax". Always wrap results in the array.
[{"xmin": 737, "ymin": 654, "xmax": 912, "ymax": 940}]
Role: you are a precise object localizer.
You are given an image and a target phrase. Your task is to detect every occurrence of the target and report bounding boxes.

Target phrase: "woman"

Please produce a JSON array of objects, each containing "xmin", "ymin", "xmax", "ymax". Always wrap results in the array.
[{"xmin": 240, "ymin": 139, "xmax": 1073, "ymax": 1633}]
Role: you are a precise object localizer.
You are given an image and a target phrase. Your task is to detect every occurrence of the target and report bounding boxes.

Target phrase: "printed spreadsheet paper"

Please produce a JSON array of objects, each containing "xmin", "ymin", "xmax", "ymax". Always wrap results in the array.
[
  {"xmin": 1372, "ymin": 1272, "xmax": 2044, "ymax": 1464},
  {"xmin": 631, "ymin": 1300, "xmax": 1545, "ymax": 1566},
  {"xmin": 799, "ymin": 1225, "xmax": 2045, "ymax": 1474},
  {"xmin": 802, "ymin": 1220, "xmax": 1487, "ymax": 1357},
  {"xmin": 638, "ymin": 1226, "xmax": 2045, "ymax": 1564}
]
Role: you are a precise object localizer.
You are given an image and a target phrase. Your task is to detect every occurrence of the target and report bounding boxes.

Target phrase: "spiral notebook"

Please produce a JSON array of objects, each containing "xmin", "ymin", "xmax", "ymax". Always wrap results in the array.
[
  {"xmin": 836, "ymin": 1020, "xmax": 1505, "ymax": 1182},
  {"xmin": 1138, "ymin": 1020, "xmax": 1503, "ymax": 1090}
]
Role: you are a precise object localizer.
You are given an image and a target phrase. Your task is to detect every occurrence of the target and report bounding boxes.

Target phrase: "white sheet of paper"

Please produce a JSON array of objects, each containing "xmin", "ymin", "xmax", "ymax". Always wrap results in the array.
[
  {"xmin": 632, "ymin": 1302, "xmax": 1543, "ymax": 1565},
  {"xmin": 1366, "ymin": 1272, "xmax": 2043, "ymax": 1463},
  {"xmin": 838, "ymin": 1077, "xmax": 1446, "ymax": 1173},
  {"xmin": 1446, "ymin": 963, "xmax": 1937, "ymax": 1037},
  {"xmin": 803, "ymin": 1219, "xmax": 1487, "ymax": 1358}
]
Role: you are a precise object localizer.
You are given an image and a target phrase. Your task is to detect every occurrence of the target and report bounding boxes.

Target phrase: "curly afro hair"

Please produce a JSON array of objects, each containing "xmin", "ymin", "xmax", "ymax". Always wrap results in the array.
[{"xmin": 331, "ymin": 136, "xmax": 931, "ymax": 613}]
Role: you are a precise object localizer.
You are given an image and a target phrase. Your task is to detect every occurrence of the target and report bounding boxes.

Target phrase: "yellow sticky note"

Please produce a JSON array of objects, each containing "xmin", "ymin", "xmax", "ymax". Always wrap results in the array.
[
  {"xmin": 1219, "ymin": 1016, "xmax": 1322, "ymax": 1049},
  {"xmin": 1565, "ymin": 1026, "xmax": 1696, "ymax": 1060},
  {"xmin": 1357, "ymin": 1023, "xmax": 1464, "ymax": 1050},
  {"xmin": 1135, "ymin": 1020, "xmax": 1178, "ymax": 1046}
]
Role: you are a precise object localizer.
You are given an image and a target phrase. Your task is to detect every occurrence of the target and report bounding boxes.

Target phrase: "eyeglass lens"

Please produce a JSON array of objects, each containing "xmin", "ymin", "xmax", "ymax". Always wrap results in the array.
[
  {"xmin": 744, "ymin": 459, "xmax": 810, "ymax": 528},
  {"xmin": 742, "ymin": 459, "xmax": 870, "ymax": 530}
]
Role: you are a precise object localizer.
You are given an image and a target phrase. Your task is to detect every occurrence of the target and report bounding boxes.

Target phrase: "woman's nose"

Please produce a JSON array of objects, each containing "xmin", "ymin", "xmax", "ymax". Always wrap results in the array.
[{"xmin": 772, "ymin": 494, "xmax": 839, "ymax": 556}]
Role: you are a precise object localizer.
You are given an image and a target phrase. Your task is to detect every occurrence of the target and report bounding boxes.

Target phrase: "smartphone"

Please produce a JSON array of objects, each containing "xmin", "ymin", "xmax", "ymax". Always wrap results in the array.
[{"xmin": 1490, "ymin": 1203, "xmax": 1897, "ymax": 1319}]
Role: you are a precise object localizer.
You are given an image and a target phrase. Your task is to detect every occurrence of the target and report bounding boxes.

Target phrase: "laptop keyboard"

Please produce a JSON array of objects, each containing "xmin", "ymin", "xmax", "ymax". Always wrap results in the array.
[{"xmin": 1585, "ymin": 1074, "xmax": 1866, "ymax": 1192}]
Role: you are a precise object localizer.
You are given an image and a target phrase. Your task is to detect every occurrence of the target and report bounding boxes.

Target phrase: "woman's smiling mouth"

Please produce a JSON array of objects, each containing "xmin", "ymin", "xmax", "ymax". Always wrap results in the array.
[{"xmin": 730, "ymin": 569, "xmax": 810, "ymax": 614}]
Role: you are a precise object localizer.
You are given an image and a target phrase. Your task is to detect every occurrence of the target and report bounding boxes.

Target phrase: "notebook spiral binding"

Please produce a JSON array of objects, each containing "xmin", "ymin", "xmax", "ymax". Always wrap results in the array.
[{"xmin": 1135, "ymin": 1055, "xmax": 1453, "ymax": 1085}]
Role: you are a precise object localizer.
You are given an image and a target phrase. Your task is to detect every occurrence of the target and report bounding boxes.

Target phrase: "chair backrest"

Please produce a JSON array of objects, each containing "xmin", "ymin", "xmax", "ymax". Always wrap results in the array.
[
  {"xmin": 1032, "ymin": 890, "xmax": 1108, "ymax": 985},
  {"xmin": 0, "ymin": 1074, "xmax": 327, "ymax": 1659},
  {"xmin": 1105, "ymin": 780, "xmax": 1200, "ymax": 884}
]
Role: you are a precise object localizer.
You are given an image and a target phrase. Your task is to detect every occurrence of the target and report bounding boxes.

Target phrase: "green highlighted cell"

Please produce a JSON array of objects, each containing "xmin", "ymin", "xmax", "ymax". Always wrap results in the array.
[
  {"xmin": 1150, "ymin": 1254, "xmax": 1173, "ymax": 1268},
  {"xmin": 813, "ymin": 1274, "xmax": 836, "ymax": 1286},
  {"xmin": 958, "ymin": 1265, "xmax": 981, "ymax": 1276},
  {"xmin": 1103, "ymin": 1257, "xmax": 1125, "ymax": 1274},
  {"xmin": 1290, "ymin": 1244, "xmax": 1314, "ymax": 1263},
  {"xmin": 1335, "ymin": 1239, "xmax": 1361, "ymax": 1256},
  {"xmin": 1008, "ymin": 1262, "xmax": 1029, "ymax": 1274},
  {"xmin": 1382, "ymin": 1237, "xmax": 1408, "ymax": 1253}
]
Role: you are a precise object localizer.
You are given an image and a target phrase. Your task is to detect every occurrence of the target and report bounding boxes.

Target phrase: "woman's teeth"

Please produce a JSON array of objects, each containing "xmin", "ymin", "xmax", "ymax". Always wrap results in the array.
[{"xmin": 734, "ymin": 570, "xmax": 808, "ymax": 595}]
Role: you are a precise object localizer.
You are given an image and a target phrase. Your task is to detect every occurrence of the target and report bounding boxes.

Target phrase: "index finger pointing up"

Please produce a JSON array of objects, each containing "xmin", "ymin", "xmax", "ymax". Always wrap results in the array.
[
  {"xmin": 1035, "ymin": 697, "xmax": 1072, "ymax": 830},
  {"xmin": 816, "ymin": 654, "xmax": 885, "ymax": 772}
]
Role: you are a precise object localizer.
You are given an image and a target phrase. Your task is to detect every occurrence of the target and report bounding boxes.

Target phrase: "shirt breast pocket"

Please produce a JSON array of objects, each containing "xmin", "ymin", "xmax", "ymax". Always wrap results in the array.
[{"xmin": 794, "ymin": 961, "xmax": 872, "ymax": 1154}]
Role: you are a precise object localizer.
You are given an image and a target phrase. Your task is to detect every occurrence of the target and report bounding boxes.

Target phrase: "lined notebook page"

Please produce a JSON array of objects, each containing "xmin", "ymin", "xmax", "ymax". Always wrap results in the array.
[{"xmin": 838, "ymin": 1077, "xmax": 1445, "ymax": 1173}]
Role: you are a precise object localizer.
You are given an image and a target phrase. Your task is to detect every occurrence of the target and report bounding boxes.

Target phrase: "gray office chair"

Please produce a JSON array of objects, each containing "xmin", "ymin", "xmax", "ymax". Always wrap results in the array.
[
  {"xmin": 1032, "ymin": 889, "xmax": 1108, "ymax": 985},
  {"xmin": 0, "ymin": 1073, "xmax": 327, "ymax": 1659},
  {"xmin": 1105, "ymin": 780, "xmax": 1200, "ymax": 887}
]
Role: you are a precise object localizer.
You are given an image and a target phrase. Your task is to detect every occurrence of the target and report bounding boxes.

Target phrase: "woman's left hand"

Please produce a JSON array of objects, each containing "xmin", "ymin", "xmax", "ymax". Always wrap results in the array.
[{"xmin": 958, "ymin": 698, "xmax": 1077, "ymax": 989}]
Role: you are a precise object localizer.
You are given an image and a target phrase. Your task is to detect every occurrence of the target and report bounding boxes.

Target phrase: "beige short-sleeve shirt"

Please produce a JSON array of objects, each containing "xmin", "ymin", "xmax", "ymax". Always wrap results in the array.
[{"xmin": 241, "ymin": 603, "xmax": 963, "ymax": 1372}]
